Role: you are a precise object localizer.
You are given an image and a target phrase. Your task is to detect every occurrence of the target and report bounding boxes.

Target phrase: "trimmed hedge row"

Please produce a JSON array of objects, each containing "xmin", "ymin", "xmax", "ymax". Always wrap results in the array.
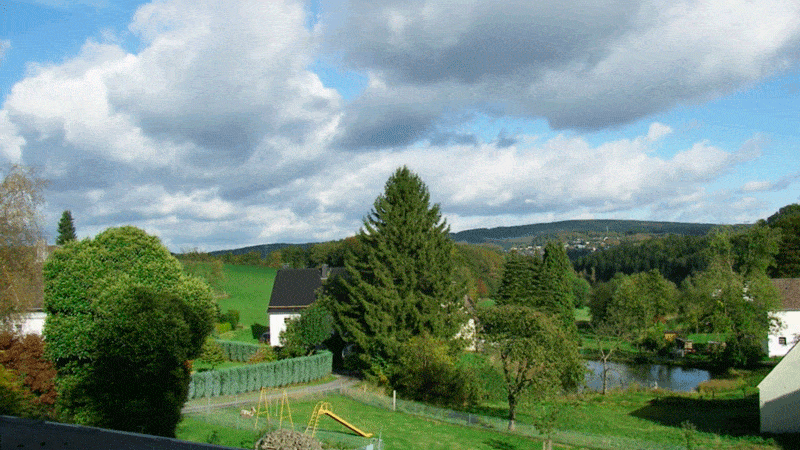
[
  {"xmin": 215, "ymin": 339, "xmax": 261, "ymax": 362},
  {"xmin": 187, "ymin": 351, "xmax": 332, "ymax": 399}
]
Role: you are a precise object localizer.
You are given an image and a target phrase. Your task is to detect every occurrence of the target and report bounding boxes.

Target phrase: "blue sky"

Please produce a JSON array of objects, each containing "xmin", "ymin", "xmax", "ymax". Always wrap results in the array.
[{"xmin": 1, "ymin": 0, "xmax": 799, "ymax": 251}]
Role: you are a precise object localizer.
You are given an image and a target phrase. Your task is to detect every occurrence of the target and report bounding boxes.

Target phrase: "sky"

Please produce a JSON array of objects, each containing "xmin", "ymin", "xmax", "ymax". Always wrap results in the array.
[{"xmin": 1, "ymin": 0, "xmax": 799, "ymax": 252}]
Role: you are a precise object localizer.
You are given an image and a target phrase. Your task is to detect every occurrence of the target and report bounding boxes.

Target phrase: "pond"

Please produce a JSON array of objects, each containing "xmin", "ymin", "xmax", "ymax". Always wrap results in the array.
[{"xmin": 584, "ymin": 360, "xmax": 712, "ymax": 392}]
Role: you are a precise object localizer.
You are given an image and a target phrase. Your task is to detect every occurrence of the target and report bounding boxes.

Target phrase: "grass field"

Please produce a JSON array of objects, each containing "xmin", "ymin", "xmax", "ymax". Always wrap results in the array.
[
  {"xmin": 178, "ymin": 385, "xmax": 791, "ymax": 450},
  {"xmin": 215, "ymin": 264, "xmax": 277, "ymax": 342}
]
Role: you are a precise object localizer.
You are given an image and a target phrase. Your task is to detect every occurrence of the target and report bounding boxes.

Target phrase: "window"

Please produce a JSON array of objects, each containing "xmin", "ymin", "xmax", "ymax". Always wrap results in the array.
[{"xmin": 779, "ymin": 336, "xmax": 787, "ymax": 346}]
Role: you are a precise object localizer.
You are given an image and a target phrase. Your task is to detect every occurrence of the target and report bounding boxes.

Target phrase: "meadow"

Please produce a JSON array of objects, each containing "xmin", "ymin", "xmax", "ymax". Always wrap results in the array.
[{"xmin": 214, "ymin": 264, "xmax": 277, "ymax": 342}]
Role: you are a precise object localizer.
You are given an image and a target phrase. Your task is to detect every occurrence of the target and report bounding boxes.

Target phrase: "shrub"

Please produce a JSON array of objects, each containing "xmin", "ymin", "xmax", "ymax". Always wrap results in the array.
[
  {"xmin": 247, "ymin": 345, "xmax": 277, "ymax": 364},
  {"xmin": 251, "ymin": 323, "xmax": 269, "ymax": 341},
  {"xmin": 0, "ymin": 365, "xmax": 30, "ymax": 416},
  {"xmin": 0, "ymin": 332, "xmax": 57, "ymax": 417},
  {"xmin": 390, "ymin": 335, "xmax": 480, "ymax": 408},
  {"xmin": 221, "ymin": 309, "xmax": 240, "ymax": 329},
  {"xmin": 197, "ymin": 337, "xmax": 226, "ymax": 369},
  {"xmin": 215, "ymin": 322, "xmax": 232, "ymax": 335}
]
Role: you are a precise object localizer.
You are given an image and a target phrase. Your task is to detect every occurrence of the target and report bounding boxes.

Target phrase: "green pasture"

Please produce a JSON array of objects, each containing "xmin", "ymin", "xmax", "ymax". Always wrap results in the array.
[{"xmin": 215, "ymin": 264, "xmax": 277, "ymax": 342}]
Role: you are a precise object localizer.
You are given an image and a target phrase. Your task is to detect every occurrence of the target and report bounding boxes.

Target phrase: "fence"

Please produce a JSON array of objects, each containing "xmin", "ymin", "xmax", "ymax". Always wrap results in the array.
[
  {"xmin": 339, "ymin": 387, "xmax": 687, "ymax": 450},
  {"xmin": 187, "ymin": 351, "xmax": 333, "ymax": 400}
]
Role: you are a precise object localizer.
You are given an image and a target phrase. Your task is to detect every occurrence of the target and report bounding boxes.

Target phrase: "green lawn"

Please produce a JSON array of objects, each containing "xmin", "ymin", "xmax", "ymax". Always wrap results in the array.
[
  {"xmin": 179, "ymin": 394, "xmax": 544, "ymax": 450},
  {"xmin": 215, "ymin": 265, "xmax": 277, "ymax": 342}
]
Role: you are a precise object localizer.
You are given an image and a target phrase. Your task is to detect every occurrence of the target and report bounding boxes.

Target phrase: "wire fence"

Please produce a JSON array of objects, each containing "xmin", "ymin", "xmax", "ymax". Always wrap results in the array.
[
  {"xmin": 185, "ymin": 383, "xmax": 689, "ymax": 450},
  {"xmin": 338, "ymin": 387, "xmax": 687, "ymax": 450}
]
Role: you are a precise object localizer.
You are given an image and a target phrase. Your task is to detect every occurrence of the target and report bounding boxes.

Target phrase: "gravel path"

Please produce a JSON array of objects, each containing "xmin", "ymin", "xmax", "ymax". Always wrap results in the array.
[{"xmin": 181, "ymin": 375, "xmax": 360, "ymax": 414}]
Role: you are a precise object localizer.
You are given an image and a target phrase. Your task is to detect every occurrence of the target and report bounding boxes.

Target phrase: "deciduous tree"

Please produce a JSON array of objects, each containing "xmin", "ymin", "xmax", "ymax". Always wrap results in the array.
[
  {"xmin": 479, "ymin": 305, "xmax": 583, "ymax": 431},
  {"xmin": 0, "ymin": 165, "xmax": 45, "ymax": 331},
  {"xmin": 44, "ymin": 226, "xmax": 216, "ymax": 436}
]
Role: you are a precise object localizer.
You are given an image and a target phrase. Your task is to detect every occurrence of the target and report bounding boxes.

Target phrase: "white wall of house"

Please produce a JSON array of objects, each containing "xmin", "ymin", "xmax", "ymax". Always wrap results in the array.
[
  {"xmin": 268, "ymin": 312, "xmax": 300, "ymax": 347},
  {"xmin": 14, "ymin": 311, "xmax": 46, "ymax": 336},
  {"xmin": 759, "ymin": 341, "xmax": 800, "ymax": 433},
  {"xmin": 767, "ymin": 310, "xmax": 800, "ymax": 357}
]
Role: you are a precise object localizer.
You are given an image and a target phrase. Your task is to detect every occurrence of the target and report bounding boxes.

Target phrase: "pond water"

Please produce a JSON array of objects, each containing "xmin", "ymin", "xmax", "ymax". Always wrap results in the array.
[{"xmin": 584, "ymin": 360, "xmax": 712, "ymax": 392}]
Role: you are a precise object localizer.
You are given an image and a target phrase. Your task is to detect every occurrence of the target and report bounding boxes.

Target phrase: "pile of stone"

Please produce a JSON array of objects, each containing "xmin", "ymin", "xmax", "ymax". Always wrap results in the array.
[{"xmin": 254, "ymin": 429, "xmax": 323, "ymax": 450}]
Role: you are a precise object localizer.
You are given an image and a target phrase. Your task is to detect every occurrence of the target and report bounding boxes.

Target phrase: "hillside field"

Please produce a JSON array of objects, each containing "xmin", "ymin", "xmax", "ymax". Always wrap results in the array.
[{"xmin": 216, "ymin": 264, "xmax": 277, "ymax": 342}]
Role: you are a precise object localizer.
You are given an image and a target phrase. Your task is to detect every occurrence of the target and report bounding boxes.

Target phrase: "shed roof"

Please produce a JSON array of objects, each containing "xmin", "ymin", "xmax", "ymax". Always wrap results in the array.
[{"xmin": 771, "ymin": 278, "xmax": 800, "ymax": 311}]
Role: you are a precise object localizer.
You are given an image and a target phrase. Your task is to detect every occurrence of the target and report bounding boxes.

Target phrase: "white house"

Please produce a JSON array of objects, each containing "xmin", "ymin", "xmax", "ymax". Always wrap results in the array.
[
  {"xmin": 266, "ymin": 266, "xmax": 342, "ymax": 347},
  {"xmin": 766, "ymin": 278, "xmax": 800, "ymax": 357},
  {"xmin": 758, "ymin": 340, "xmax": 800, "ymax": 433}
]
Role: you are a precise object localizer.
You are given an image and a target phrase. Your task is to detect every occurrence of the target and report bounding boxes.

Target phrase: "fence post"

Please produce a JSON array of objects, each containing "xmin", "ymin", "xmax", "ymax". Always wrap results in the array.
[{"xmin": 392, "ymin": 390, "xmax": 396, "ymax": 412}]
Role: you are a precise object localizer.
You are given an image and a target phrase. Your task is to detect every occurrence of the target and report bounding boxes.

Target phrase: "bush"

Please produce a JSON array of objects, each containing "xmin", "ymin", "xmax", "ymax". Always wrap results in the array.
[
  {"xmin": 251, "ymin": 323, "xmax": 269, "ymax": 341},
  {"xmin": 215, "ymin": 322, "xmax": 232, "ymax": 335},
  {"xmin": 221, "ymin": 310, "xmax": 240, "ymax": 329},
  {"xmin": 390, "ymin": 335, "xmax": 481, "ymax": 408},
  {"xmin": 0, "ymin": 332, "xmax": 57, "ymax": 418},
  {"xmin": 0, "ymin": 365, "xmax": 30, "ymax": 416},
  {"xmin": 247, "ymin": 345, "xmax": 277, "ymax": 364},
  {"xmin": 197, "ymin": 336, "xmax": 226, "ymax": 369}
]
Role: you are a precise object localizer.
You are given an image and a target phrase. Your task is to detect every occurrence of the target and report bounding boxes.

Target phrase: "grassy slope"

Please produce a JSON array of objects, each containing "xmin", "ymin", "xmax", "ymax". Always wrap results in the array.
[{"xmin": 215, "ymin": 265, "xmax": 277, "ymax": 342}]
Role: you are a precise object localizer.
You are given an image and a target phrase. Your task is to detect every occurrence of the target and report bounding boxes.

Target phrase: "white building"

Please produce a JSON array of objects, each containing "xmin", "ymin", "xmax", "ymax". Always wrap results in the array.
[
  {"xmin": 266, "ymin": 266, "xmax": 342, "ymax": 347},
  {"xmin": 758, "ymin": 340, "xmax": 800, "ymax": 433},
  {"xmin": 767, "ymin": 278, "xmax": 800, "ymax": 357}
]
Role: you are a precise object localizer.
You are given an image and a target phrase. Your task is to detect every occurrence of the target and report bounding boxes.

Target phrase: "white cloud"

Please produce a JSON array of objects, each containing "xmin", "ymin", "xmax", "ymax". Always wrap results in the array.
[{"xmin": 2, "ymin": 0, "xmax": 790, "ymax": 249}]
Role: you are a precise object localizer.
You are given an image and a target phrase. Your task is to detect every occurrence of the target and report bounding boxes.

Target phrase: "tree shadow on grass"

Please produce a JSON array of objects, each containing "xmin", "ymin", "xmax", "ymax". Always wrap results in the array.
[
  {"xmin": 630, "ymin": 394, "xmax": 760, "ymax": 436},
  {"xmin": 483, "ymin": 438, "xmax": 521, "ymax": 450}
]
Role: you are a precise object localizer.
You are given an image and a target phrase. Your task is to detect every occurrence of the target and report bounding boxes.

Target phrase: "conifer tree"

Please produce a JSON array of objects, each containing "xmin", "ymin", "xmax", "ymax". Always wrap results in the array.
[
  {"xmin": 536, "ymin": 242, "xmax": 578, "ymax": 331},
  {"xmin": 55, "ymin": 210, "xmax": 76, "ymax": 245},
  {"xmin": 324, "ymin": 167, "xmax": 464, "ymax": 371}
]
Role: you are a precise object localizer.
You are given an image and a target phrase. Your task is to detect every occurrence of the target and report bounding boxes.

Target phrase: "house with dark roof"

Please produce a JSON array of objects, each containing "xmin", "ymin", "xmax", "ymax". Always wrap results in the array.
[
  {"xmin": 767, "ymin": 278, "xmax": 800, "ymax": 357},
  {"xmin": 266, "ymin": 266, "xmax": 343, "ymax": 347}
]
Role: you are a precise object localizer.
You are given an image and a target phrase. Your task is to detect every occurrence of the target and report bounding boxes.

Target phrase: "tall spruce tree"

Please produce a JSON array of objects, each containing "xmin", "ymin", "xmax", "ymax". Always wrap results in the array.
[
  {"xmin": 536, "ymin": 242, "xmax": 578, "ymax": 331},
  {"xmin": 324, "ymin": 167, "xmax": 464, "ymax": 371},
  {"xmin": 55, "ymin": 210, "xmax": 77, "ymax": 245}
]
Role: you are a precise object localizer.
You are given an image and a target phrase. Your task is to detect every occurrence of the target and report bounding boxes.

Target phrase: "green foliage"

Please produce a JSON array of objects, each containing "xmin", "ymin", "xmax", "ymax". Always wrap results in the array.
[
  {"xmin": 324, "ymin": 167, "xmax": 465, "ymax": 372},
  {"xmin": 197, "ymin": 336, "xmax": 226, "ymax": 369},
  {"xmin": 479, "ymin": 305, "xmax": 584, "ymax": 430},
  {"xmin": 575, "ymin": 234, "xmax": 711, "ymax": 284},
  {"xmin": 220, "ymin": 309, "xmax": 240, "ymax": 329},
  {"xmin": 390, "ymin": 334, "xmax": 480, "ymax": 407},
  {"xmin": 766, "ymin": 203, "xmax": 800, "ymax": 277},
  {"xmin": 178, "ymin": 252, "xmax": 226, "ymax": 294},
  {"xmin": 279, "ymin": 302, "xmax": 333, "ymax": 357},
  {"xmin": 215, "ymin": 322, "xmax": 232, "ymax": 334},
  {"xmin": 453, "ymin": 243, "xmax": 505, "ymax": 299},
  {"xmin": 250, "ymin": 323, "xmax": 269, "ymax": 341},
  {"xmin": 246, "ymin": 344, "xmax": 276, "ymax": 364},
  {"xmin": 496, "ymin": 253, "xmax": 540, "ymax": 307},
  {"xmin": 681, "ymin": 227, "xmax": 780, "ymax": 367},
  {"xmin": 56, "ymin": 210, "xmax": 77, "ymax": 246},
  {"xmin": 43, "ymin": 226, "xmax": 217, "ymax": 437},
  {"xmin": 186, "ymin": 351, "xmax": 333, "ymax": 399},
  {"xmin": 0, "ymin": 364, "xmax": 30, "ymax": 416}
]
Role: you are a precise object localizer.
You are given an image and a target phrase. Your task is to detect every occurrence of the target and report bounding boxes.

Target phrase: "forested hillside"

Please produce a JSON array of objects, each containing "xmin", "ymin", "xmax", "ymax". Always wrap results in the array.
[{"xmin": 449, "ymin": 219, "xmax": 719, "ymax": 247}]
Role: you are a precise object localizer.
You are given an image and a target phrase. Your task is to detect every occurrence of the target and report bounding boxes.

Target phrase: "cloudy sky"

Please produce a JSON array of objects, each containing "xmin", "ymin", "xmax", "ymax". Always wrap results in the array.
[{"xmin": 1, "ymin": 0, "xmax": 799, "ymax": 251}]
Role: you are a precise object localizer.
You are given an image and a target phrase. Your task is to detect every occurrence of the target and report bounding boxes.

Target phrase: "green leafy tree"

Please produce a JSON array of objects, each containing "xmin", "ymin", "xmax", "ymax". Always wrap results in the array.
[
  {"xmin": 197, "ymin": 336, "xmax": 226, "ymax": 369},
  {"xmin": 43, "ymin": 226, "xmax": 216, "ymax": 436},
  {"xmin": 324, "ymin": 166, "xmax": 464, "ymax": 373},
  {"xmin": 766, "ymin": 204, "xmax": 800, "ymax": 278},
  {"xmin": 682, "ymin": 228, "xmax": 780, "ymax": 367},
  {"xmin": 279, "ymin": 302, "xmax": 333, "ymax": 357},
  {"xmin": 0, "ymin": 165, "xmax": 45, "ymax": 332},
  {"xmin": 55, "ymin": 210, "xmax": 77, "ymax": 245},
  {"xmin": 479, "ymin": 305, "xmax": 583, "ymax": 431}
]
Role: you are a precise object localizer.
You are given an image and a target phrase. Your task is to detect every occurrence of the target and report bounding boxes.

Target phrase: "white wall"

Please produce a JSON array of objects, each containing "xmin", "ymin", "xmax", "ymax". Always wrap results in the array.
[
  {"xmin": 268, "ymin": 312, "xmax": 300, "ymax": 347},
  {"xmin": 767, "ymin": 311, "xmax": 800, "ymax": 357},
  {"xmin": 759, "ymin": 342, "xmax": 800, "ymax": 433},
  {"xmin": 13, "ymin": 311, "xmax": 46, "ymax": 336}
]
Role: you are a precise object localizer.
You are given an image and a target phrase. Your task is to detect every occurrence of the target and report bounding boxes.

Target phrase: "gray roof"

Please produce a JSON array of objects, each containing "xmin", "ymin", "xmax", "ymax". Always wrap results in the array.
[{"xmin": 267, "ymin": 267, "xmax": 344, "ymax": 313}]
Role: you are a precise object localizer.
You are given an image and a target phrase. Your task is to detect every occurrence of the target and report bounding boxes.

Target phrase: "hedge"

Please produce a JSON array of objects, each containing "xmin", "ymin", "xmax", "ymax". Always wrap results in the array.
[
  {"xmin": 187, "ymin": 351, "xmax": 333, "ymax": 399},
  {"xmin": 215, "ymin": 339, "xmax": 261, "ymax": 362}
]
